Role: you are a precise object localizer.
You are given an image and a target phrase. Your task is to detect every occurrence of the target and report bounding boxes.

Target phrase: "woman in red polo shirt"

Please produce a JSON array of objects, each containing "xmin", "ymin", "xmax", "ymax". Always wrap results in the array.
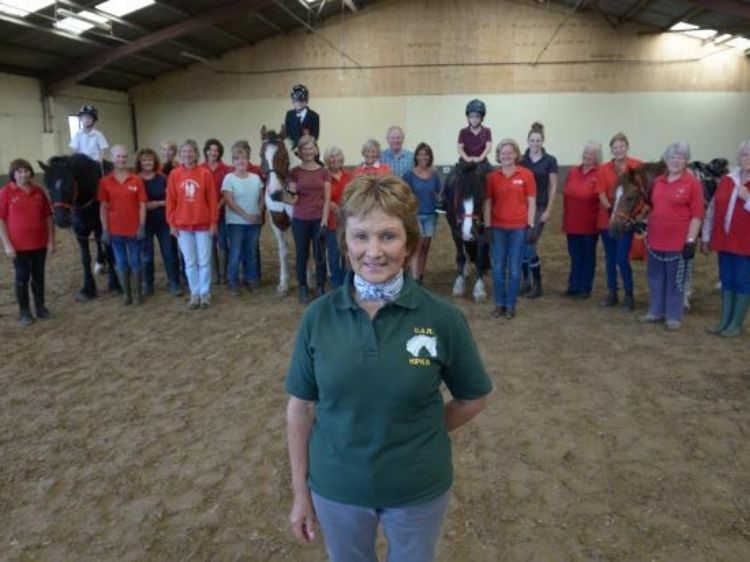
[
  {"xmin": 353, "ymin": 139, "xmax": 392, "ymax": 177},
  {"xmin": 596, "ymin": 132, "xmax": 643, "ymax": 310},
  {"xmin": 0, "ymin": 159, "xmax": 55, "ymax": 326},
  {"xmin": 167, "ymin": 139, "xmax": 219, "ymax": 309},
  {"xmin": 98, "ymin": 145, "xmax": 147, "ymax": 306},
  {"xmin": 483, "ymin": 138, "xmax": 536, "ymax": 319},
  {"xmin": 562, "ymin": 142, "xmax": 602, "ymax": 299},
  {"xmin": 324, "ymin": 146, "xmax": 352, "ymax": 287},
  {"xmin": 702, "ymin": 139, "xmax": 750, "ymax": 337},
  {"xmin": 639, "ymin": 142, "xmax": 704, "ymax": 330},
  {"xmin": 203, "ymin": 138, "xmax": 232, "ymax": 285}
]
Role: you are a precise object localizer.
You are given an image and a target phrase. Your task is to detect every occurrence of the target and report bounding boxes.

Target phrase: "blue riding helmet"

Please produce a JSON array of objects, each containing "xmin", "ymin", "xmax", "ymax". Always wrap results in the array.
[{"xmin": 465, "ymin": 99, "xmax": 486, "ymax": 117}]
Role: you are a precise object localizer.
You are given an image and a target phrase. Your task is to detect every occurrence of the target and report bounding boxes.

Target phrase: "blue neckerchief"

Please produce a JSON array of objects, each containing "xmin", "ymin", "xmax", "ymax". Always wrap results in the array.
[{"xmin": 353, "ymin": 270, "xmax": 404, "ymax": 302}]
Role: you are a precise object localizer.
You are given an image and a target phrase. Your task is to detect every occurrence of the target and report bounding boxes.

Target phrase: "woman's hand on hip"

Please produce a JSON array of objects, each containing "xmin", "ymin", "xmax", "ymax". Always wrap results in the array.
[{"xmin": 289, "ymin": 489, "xmax": 317, "ymax": 543}]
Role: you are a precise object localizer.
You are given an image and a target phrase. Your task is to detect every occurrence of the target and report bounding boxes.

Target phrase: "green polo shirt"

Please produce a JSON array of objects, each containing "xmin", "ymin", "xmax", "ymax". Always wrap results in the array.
[{"xmin": 285, "ymin": 272, "xmax": 492, "ymax": 508}]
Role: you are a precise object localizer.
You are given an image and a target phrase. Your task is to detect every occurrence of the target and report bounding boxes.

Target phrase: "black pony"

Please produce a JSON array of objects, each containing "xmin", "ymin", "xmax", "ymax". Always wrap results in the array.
[
  {"xmin": 39, "ymin": 154, "xmax": 120, "ymax": 301},
  {"xmin": 442, "ymin": 162, "xmax": 490, "ymax": 301}
]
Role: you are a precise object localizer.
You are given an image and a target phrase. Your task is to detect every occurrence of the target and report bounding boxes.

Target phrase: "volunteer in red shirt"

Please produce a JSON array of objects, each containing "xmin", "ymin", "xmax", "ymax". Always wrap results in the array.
[
  {"xmin": 203, "ymin": 138, "xmax": 232, "ymax": 285},
  {"xmin": 483, "ymin": 138, "xmax": 536, "ymax": 319},
  {"xmin": 324, "ymin": 146, "xmax": 352, "ymax": 287},
  {"xmin": 98, "ymin": 145, "xmax": 147, "ymax": 306},
  {"xmin": 0, "ymin": 159, "xmax": 54, "ymax": 326},
  {"xmin": 167, "ymin": 139, "xmax": 219, "ymax": 309},
  {"xmin": 596, "ymin": 132, "xmax": 643, "ymax": 310},
  {"xmin": 639, "ymin": 142, "xmax": 704, "ymax": 330},
  {"xmin": 702, "ymin": 139, "xmax": 750, "ymax": 337},
  {"xmin": 353, "ymin": 139, "xmax": 393, "ymax": 177},
  {"xmin": 285, "ymin": 135, "xmax": 331, "ymax": 304},
  {"xmin": 562, "ymin": 142, "xmax": 602, "ymax": 299}
]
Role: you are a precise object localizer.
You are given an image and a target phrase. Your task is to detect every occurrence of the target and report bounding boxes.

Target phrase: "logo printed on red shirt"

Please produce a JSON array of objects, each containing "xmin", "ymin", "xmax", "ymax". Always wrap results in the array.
[{"xmin": 181, "ymin": 179, "xmax": 199, "ymax": 200}]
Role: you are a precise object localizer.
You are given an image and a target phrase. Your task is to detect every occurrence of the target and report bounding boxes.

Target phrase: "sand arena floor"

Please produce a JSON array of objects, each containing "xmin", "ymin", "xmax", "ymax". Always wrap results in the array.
[{"xmin": 1, "ymin": 209, "xmax": 748, "ymax": 561}]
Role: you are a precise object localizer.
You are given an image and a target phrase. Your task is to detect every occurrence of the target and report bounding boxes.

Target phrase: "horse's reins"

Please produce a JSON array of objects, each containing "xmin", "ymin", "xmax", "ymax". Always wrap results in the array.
[{"xmin": 51, "ymin": 178, "xmax": 96, "ymax": 212}]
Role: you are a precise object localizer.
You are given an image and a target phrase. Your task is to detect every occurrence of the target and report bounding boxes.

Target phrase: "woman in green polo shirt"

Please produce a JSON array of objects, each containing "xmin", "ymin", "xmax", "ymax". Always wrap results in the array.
[{"xmin": 285, "ymin": 174, "xmax": 492, "ymax": 562}]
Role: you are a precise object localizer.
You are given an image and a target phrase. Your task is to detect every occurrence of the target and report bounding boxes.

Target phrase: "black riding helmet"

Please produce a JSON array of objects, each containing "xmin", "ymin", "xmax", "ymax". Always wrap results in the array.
[
  {"xmin": 78, "ymin": 104, "xmax": 98, "ymax": 121},
  {"xmin": 465, "ymin": 99, "xmax": 486, "ymax": 118},
  {"xmin": 290, "ymin": 84, "xmax": 309, "ymax": 103}
]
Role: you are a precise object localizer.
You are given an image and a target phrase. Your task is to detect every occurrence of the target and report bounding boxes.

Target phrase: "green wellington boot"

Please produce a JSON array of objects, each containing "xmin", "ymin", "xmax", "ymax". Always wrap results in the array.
[
  {"xmin": 707, "ymin": 291, "xmax": 734, "ymax": 335},
  {"xmin": 721, "ymin": 293, "xmax": 750, "ymax": 338}
]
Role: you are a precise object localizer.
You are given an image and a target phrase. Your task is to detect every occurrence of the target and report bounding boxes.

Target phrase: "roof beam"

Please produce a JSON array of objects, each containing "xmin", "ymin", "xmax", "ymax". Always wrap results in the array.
[
  {"xmin": 618, "ymin": 0, "xmax": 652, "ymax": 25},
  {"xmin": 685, "ymin": 0, "xmax": 750, "ymax": 22},
  {"xmin": 43, "ymin": 0, "xmax": 269, "ymax": 94},
  {"xmin": 663, "ymin": 6, "xmax": 704, "ymax": 30},
  {"xmin": 155, "ymin": 1, "xmax": 252, "ymax": 46}
]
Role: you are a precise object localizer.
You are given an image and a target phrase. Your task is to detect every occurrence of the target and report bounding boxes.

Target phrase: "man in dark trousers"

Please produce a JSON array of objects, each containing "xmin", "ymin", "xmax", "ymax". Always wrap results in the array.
[{"xmin": 284, "ymin": 84, "xmax": 320, "ymax": 155}]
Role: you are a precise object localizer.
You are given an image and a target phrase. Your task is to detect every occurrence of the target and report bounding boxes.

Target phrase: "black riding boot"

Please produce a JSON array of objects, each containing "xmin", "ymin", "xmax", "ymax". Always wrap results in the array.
[
  {"xmin": 31, "ymin": 278, "xmax": 50, "ymax": 319},
  {"xmin": 15, "ymin": 283, "xmax": 33, "ymax": 326},
  {"xmin": 519, "ymin": 262, "xmax": 531, "ymax": 295},
  {"xmin": 527, "ymin": 264, "xmax": 542, "ymax": 299},
  {"xmin": 599, "ymin": 290, "xmax": 618, "ymax": 307},
  {"xmin": 623, "ymin": 291, "xmax": 635, "ymax": 311},
  {"xmin": 133, "ymin": 270, "xmax": 144, "ymax": 305}
]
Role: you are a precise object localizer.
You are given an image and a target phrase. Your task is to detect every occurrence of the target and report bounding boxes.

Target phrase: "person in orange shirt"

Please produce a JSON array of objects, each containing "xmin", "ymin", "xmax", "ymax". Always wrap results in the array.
[
  {"xmin": 203, "ymin": 138, "xmax": 232, "ymax": 284},
  {"xmin": 167, "ymin": 139, "xmax": 219, "ymax": 309},
  {"xmin": 98, "ymin": 145, "xmax": 147, "ymax": 306},
  {"xmin": 353, "ymin": 139, "xmax": 393, "ymax": 177},
  {"xmin": 324, "ymin": 146, "xmax": 353, "ymax": 287},
  {"xmin": 0, "ymin": 159, "xmax": 55, "ymax": 326},
  {"xmin": 596, "ymin": 132, "xmax": 643, "ymax": 310},
  {"xmin": 484, "ymin": 139, "xmax": 537, "ymax": 319}
]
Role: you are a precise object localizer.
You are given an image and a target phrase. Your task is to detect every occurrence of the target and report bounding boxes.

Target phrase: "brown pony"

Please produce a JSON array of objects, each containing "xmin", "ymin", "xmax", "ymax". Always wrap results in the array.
[{"xmin": 608, "ymin": 161, "xmax": 665, "ymax": 238}]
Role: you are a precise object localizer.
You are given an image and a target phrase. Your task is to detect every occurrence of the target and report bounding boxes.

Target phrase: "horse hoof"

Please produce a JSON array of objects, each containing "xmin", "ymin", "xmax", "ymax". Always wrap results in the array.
[
  {"xmin": 451, "ymin": 276, "xmax": 466, "ymax": 297},
  {"xmin": 94, "ymin": 262, "xmax": 106, "ymax": 275},
  {"xmin": 472, "ymin": 280, "xmax": 487, "ymax": 302},
  {"xmin": 75, "ymin": 290, "xmax": 96, "ymax": 302}
]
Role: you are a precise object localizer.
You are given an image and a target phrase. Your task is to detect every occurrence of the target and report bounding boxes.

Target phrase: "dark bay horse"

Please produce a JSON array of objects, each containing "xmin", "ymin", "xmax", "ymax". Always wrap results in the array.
[
  {"xmin": 39, "ymin": 154, "xmax": 120, "ymax": 301},
  {"xmin": 442, "ymin": 162, "xmax": 490, "ymax": 301}
]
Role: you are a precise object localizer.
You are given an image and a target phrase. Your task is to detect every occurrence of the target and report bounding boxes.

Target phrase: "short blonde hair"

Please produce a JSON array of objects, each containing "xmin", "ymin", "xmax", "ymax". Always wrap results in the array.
[
  {"xmin": 231, "ymin": 140, "xmax": 251, "ymax": 160},
  {"xmin": 180, "ymin": 139, "xmax": 199, "ymax": 154},
  {"xmin": 361, "ymin": 138, "xmax": 381, "ymax": 155},
  {"xmin": 337, "ymin": 174, "xmax": 420, "ymax": 259},
  {"xmin": 496, "ymin": 138, "xmax": 521, "ymax": 163},
  {"xmin": 323, "ymin": 146, "xmax": 345, "ymax": 168}
]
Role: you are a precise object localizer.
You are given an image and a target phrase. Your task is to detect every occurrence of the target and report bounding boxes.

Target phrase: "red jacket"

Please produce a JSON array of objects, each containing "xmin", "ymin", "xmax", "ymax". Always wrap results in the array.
[
  {"xmin": 166, "ymin": 165, "xmax": 218, "ymax": 231},
  {"xmin": 709, "ymin": 172, "xmax": 750, "ymax": 256}
]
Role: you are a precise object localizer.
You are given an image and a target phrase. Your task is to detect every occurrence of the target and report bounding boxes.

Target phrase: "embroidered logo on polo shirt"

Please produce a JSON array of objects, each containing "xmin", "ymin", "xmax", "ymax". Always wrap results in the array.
[
  {"xmin": 128, "ymin": 184, "xmax": 139, "ymax": 192},
  {"xmin": 513, "ymin": 179, "xmax": 524, "ymax": 186},
  {"xmin": 406, "ymin": 329, "xmax": 438, "ymax": 366}
]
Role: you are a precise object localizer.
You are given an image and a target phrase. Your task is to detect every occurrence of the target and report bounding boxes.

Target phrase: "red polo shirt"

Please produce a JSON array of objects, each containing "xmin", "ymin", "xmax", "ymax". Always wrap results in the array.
[
  {"xmin": 98, "ymin": 172, "xmax": 147, "ymax": 237},
  {"xmin": 353, "ymin": 163, "xmax": 393, "ymax": 177},
  {"xmin": 647, "ymin": 172, "xmax": 704, "ymax": 252},
  {"xmin": 0, "ymin": 182, "xmax": 51, "ymax": 251},
  {"xmin": 595, "ymin": 157, "xmax": 643, "ymax": 230},
  {"xmin": 486, "ymin": 166, "xmax": 537, "ymax": 229},
  {"xmin": 710, "ymin": 175, "xmax": 750, "ymax": 256},
  {"xmin": 328, "ymin": 170, "xmax": 353, "ymax": 229},
  {"xmin": 563, "ymin": 165, "xmax": 600, "ymax": 235},
  {"xmin": 203, "ymin": 161, "xmax": 233, "ymax": 203}
]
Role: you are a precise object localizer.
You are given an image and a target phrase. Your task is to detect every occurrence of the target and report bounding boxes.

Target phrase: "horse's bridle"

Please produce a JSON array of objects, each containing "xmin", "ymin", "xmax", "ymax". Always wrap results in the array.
[{"xmin": 51, "ymin": 177, "xmax": 95, "ymax": 212}]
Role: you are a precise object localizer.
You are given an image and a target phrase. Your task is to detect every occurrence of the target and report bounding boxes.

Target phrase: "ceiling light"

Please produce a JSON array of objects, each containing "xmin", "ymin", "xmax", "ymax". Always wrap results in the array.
[
  {"xmin": 726, "ymin": 37, "xmax": 750, "ymax": 51},
  {"xmin": 95, "ymin": 0, "xmax": 155, "ymax": 18},
  {"xmin": 669, "ymin": 22, "xmax": 698, "ymax": 32},
  {"xmin": 0, "ymin": 0, "xmax": 54, "ymax": 18},
  {"xmin": 684, "ymin": 28, "xmax": 717, "ymax": 40},
  {"xmin": 54, "ymin": 10, "xmax": 109, "ymax": 34}
]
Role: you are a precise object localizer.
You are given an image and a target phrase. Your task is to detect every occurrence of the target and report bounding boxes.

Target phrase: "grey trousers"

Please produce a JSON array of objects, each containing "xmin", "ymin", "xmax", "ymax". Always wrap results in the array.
[{"xmin": 311, "ymin": 489, "xmax": 452, "ymax": 562}]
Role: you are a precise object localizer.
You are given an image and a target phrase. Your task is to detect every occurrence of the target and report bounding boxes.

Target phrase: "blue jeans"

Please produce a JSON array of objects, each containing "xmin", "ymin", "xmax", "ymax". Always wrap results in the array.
[
  {"xmin": 291, "ymin": 217, "xmax": 326, "ymax": 288},
  {"xmin": 647, "ymin": 250, "xmax": 685, "ymax": 322},
  {"xmin": 143, "ymin": 220, "xmax": 179, "ymax": 289},
  {"xmin": 490, "ymin": 227, "xmax": 526, "ymax": 307},
  {"xmin": 111, "ymin": 236, "xmax": 143, "ymax": 272},
  {"xmin": 600, "ymin": 228, "xmax": 634, "ymax": 292},
  {"xmin": 312, "ymin": 489, "xmax": 451, "ymax": 562},
  {"xmin": 227, "ymin": 223, "xmax": 261, "ymax": 287},
  {"xmin": 326, "ymin": 230, "xmax": 345, "ymax": 287},
  {"xmin": 719, "ymin": 252, "xmax": 750, "ymax": 294},
  {"xmin": 566, "ymin": 234, "xmax": 598, "ymax": 294}
]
